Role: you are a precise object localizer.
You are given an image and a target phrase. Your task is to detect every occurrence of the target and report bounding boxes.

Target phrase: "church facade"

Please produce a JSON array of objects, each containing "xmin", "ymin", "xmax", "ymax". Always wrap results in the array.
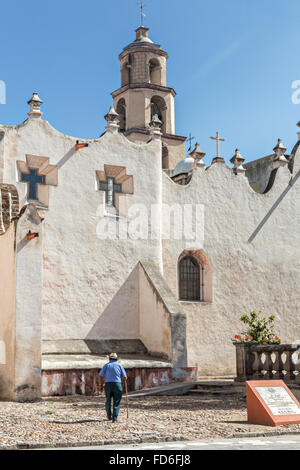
[{"xmin": 1, "ymin": 27, "xmax": 300, "ymax": 400}]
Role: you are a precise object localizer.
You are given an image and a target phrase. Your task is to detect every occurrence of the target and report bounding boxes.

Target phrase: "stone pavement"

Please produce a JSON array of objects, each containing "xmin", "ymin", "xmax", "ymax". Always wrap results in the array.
[{"xmin": 1, "ymin": 382, "xmax": 300, "ymax": 449}]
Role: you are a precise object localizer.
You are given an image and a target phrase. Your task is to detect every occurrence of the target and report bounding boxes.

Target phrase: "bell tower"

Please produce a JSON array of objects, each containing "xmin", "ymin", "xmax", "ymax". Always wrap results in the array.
[{"xmin": 111, "ymin": 27, "xmax": 186, "ymax": 169}]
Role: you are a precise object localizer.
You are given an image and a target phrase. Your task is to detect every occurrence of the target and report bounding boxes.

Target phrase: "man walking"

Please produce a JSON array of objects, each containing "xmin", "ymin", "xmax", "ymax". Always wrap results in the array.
[{"xmin": 99, "ymin": 352, "xmax": 127, "ymax": 423}]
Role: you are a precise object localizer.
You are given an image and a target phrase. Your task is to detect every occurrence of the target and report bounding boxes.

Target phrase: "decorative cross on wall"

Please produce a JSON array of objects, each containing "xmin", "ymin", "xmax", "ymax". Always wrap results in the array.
[
  {"xmin": 100, "ymin": 177, "xmax": 122, "ymax": 207},
  {"xmin": 17, "ymin": 155, "xmax": 58, "ymax": 207},
  {"xmin": 21, "ymin": 169, "xmax": 45, "ymax": 200}
]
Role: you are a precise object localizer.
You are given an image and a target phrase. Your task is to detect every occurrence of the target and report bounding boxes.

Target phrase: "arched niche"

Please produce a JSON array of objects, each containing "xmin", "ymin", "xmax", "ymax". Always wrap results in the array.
[
  {"xmin": 149, "ymin": 58, "xmax": 162, "ymax": 85},
  {"xmin": 151, "ymin": 95, "xmax": 167, "ymax": 134},
  {"xmin": 121, "ymin": 55, "xmax": 132, "ymax": 87},
  {"xmin": 116, "ymin": 98, "xmax": 126, "ymax": 132}
]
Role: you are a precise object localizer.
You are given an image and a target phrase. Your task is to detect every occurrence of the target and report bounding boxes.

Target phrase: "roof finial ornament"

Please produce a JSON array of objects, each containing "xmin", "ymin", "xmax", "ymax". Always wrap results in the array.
[
  {"xmin": 104, "ymin": 106, "xmax": 120, "ymax": 134},
  {"xmin": 230, "ymin": 148, "xmax": 246, "ymax": 175},
  {"xmin": 296, "ymin": 121, "xmax": 300, "ymax": 142},
  {"xmin": 27, "ymin": 92, "xmax": 43, "ymax": 119},
  {"xmin": 273, "ymin": 138, "xmax": 288, "ymax": 167},
  {"xmin": 137, "ymin": 1, "xmax": 146, "ymax": 26},
  {"xmin": 189, "ymin": 142, "xmax": 206, "ymax": 168}
]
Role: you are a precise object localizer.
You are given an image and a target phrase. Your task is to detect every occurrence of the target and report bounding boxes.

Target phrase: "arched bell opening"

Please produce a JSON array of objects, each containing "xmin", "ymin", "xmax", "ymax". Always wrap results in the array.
[
  {"xmin": 149, "ymin": 58, "xmax": 162, "ymax": 85},
  {"xmin": 116, "ymin": 98, "xmax": 126, "ymax": 132}
]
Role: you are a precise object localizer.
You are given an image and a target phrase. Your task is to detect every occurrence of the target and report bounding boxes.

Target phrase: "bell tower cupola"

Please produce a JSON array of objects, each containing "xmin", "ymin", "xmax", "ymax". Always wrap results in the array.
[
  {"xmin": 111, "ymin": 27, "xmax": 186, "ymax": 169},
  {"xmin": 120, "ymin": 27, "xmax": 167, "ymax": 88}
]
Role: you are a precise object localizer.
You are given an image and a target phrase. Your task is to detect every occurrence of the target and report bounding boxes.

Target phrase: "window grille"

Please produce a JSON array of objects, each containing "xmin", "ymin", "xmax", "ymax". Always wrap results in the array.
[{"xmin": 179, "ymin": 256, "xmax": 203, "ymax": 301}]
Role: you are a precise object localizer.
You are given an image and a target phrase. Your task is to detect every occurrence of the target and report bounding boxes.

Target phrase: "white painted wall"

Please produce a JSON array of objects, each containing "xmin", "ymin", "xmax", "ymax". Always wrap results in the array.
[
  {"xmin": 163, "ymin": 158, "xmax": 300, "ymax": 374},
  {"xmin": 15, "ymin": 206, "xmax": 43, "ymax": 400},
  {"xmin": 1, "ymin": 118, "xmax": 162, "ymax": 342},
  {"xmin": 0, "ymin": 224, "xmax": 16, "ymax": 399},
  {"xmin": 2, "ymin": 113, "xmax": 300, "ymax": 377},
  {"xmin": 139, "ymin": 263, "xmax": 172, "ymax": 359}
]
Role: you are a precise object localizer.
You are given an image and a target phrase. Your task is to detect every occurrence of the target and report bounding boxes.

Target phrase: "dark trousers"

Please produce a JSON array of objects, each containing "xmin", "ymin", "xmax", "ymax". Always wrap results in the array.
[{"xmin": 105, "ymin": 382, "xmax": 123, "ymax": 419}]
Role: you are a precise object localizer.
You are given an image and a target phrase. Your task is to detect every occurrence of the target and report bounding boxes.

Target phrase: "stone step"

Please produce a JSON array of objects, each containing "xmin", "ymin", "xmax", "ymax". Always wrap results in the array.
[
  {"xmin": 197, "ymin": 375, "xmax": 235, "ymax": 380},
  {"xmin": 127, "ymin": 377, "xmax": 245, "ymax": 398},
  {"xmin": 189, "ymin": 388, "xmax": 244, "ymax": 396},
  {"xmin": 186, "ymin": 378, "xmax": 245, "ymax": 396},
  {"xmin": 196, "ymin": 380, "xmax": 235, "ymax": 389},
  {"xmin": 128, "ymin": 381, "xmax": 198, "ymax": 397}
]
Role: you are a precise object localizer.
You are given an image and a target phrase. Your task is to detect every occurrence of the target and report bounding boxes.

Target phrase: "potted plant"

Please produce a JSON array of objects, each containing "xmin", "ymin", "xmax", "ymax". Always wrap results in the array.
[{"xmin": 233, "ymin": 310, "xmax": 281, "ymax": 382}]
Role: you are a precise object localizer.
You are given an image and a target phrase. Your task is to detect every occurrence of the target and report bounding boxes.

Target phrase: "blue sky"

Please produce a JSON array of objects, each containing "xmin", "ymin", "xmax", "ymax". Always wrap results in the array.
[{"xmin": 1, "ymin": 0, "xmax": 300, "ymax": 166}]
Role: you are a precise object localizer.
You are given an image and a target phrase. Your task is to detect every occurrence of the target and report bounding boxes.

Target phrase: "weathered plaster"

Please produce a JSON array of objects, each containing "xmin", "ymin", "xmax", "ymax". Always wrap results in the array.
[
  {"xmin": 2, "ymin": 92, "xmax": 300, "ymax": 387},
  {"xmin": 15, "ymin": 204, "xmax": 44, "ymax": 401},
  {"xmin": 41, "ymin": 365, "xmax": 197, "ymax": 396},
  {"xmin": 1, "ymin": 118, "xmax": 163, "ymax": 345},
  {"xmin": 139, "ymin": 260, "xmax": 187, "ymax": 367},
  {"xmin": 0, "ymin": 224, "xmax": 16, "ymax": 399},
  {"xmin": 163, "ymin": 157, "xmax": 300, "ymax": 374}
]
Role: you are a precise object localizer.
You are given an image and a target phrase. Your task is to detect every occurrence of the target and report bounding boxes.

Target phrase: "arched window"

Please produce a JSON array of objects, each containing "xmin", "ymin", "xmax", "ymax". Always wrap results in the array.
[
  {"xmin": 149, "ymin": 58, "xmax": 161, "ymax": 85},
  {"xmin": 179, "ymin": 256, "xmax": 202, "ymax": 301},
  {"xmin": 116, "ymin": 99, "xmax": 126, "ymax": 132},
  {"xmin": 178, "ymin": 250, "xmax": 212, "ymax": 302}
]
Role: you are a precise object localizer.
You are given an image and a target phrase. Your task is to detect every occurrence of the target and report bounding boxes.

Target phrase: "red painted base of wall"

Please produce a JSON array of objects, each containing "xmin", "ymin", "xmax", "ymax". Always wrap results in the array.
[{"xmin": 42, "ymin": 367, "xmax": 198, "ymax": 396}]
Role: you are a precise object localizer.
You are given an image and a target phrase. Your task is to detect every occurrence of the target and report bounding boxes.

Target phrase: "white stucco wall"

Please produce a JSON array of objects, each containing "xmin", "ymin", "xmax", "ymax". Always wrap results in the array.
[
  {"xmin": 0, "ymin": 224, "xmax": 16, "ymax": 399},
  {"xmin": 15, "ymin": 206, "xmax": 43, "ymax": 400},
  {"xmin": 139, "ymin": 263, "xmax": 172, "ymax": 359},
  {"xmin": 162, "ymin": 157, "xmax": 300, "ymax": 374},
  {"xmin": 2, "ymin": 112, "xmax": 300, "ymax": 377},
  {"xmin": 1, "ymin": 117, "xmax": 162, "ymax": 343}
]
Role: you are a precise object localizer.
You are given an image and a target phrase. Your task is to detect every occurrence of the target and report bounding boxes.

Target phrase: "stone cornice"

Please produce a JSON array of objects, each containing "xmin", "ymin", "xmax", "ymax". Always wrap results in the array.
[
  {"xmin": 123, "ymin": 128, "xmax": 186, "ymax": 142},
  {"xmin": 119, "ymin": 43, "xmax": 168, "ymax": 61},
  {"xmin": 163, "ymin": 133, "xmax": 186, "ymax": 143}
]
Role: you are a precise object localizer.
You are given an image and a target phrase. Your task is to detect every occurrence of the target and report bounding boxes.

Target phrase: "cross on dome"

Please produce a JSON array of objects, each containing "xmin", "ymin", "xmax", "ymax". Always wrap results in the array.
[{"xmin": 137, "ymin": 1, "xmax": 146, "ymax": 26}]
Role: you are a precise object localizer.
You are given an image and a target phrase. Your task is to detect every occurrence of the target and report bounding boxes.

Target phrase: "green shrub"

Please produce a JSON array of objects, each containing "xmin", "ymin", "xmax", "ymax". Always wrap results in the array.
[{"xmin": 233, "ymin": 310, "xmax": 281, "ymax": 344}]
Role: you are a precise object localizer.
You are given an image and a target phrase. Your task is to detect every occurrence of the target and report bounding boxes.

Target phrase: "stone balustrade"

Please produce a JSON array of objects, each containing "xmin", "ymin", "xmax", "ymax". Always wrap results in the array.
[{"xmin": 234, "ymin": 343, "xmax": 300, "ymax": 383}]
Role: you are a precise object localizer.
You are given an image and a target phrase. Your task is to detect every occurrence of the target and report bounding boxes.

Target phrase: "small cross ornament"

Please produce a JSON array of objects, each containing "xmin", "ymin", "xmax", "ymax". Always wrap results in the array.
[
  {"xmin": 137, "ymin": 1, "xmax": 146, "ymax": 26},
  {"xmin": 186, "ymin": 133, "xmax": 195, "ymax": 153}
]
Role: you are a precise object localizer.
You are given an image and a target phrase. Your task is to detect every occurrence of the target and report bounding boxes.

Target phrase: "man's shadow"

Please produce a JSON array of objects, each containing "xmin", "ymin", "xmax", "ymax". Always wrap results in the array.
[{"xmin": 51, "ymin": 419, "xmax": 105, "ymax": 424}]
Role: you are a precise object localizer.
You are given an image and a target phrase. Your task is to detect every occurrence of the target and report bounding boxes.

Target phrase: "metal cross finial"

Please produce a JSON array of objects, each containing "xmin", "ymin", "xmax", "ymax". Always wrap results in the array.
[
  {"xmin": 210, "ymin": 131, "xmax": 225, "ymax": 158},
  {"xmin": 137, "ymin": 1, "xmax": 146, "ymax": 26},
  {"xmin": 187, "ymin": 133, "xmax": 195, "ymax": 153}
]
